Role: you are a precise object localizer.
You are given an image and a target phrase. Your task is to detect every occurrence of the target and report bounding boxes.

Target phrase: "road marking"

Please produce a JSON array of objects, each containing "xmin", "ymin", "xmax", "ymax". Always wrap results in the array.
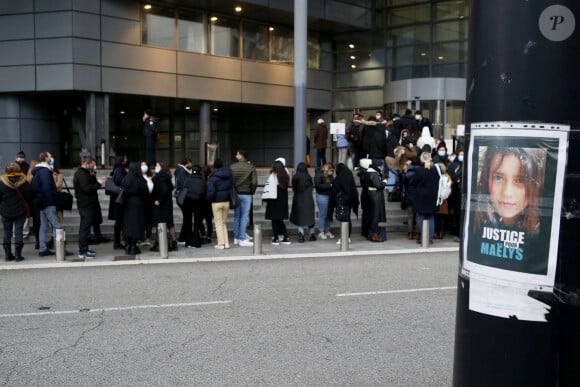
[
  {"xmin": 336, "ymin": 286, "xmax": 457, "ymax": 297},
  {"xmin": 0, "ymin": 300, "xmax": 232, "ymax": 318}
]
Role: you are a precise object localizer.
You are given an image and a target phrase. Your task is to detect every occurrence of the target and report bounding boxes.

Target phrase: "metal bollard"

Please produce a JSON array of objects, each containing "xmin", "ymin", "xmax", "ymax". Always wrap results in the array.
[
  {"xmin": 158, "ymin": 222, "xmax": 168, "ymax": 259},
  {"xmin": 340, "ymin": 221, "xmax": 349, "ymax": 251},
  {"xmin": 421, "ymin": 218, "xmax": 430, "ymax": 248},
  {"xmin": 55, "ymin": 228, "xmax": 66, "ymax": 262},
  {"xmin": 253, "ymin": 223, "xmax": 262, "ymax": 255}
]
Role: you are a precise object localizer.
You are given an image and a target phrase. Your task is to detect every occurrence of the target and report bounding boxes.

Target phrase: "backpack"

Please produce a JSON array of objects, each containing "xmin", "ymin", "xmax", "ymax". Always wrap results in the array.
[{"xmin": 435, "ymin": 164, "xmax": 452, "ymax": 206}]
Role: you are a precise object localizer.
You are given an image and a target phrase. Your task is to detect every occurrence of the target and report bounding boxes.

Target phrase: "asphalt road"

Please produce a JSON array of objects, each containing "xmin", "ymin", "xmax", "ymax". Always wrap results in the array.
[{"xmin": 0, "ymin": 252, "xmax": 459, "ymax": 386}]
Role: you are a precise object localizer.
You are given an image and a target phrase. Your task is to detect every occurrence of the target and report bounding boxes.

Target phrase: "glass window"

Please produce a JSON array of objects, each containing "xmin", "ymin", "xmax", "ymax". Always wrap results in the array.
[
  {"xmin": 433, "ymin": 63, "xmax": 467, "ymax": 78},
  {"xmin": 178, "ymin": 11, "xmax": 206, "ymax": 53},
  {"xmin": 387, "ymin": 4, "xmax": 430, "ymax": 26},
  {"xmin": 387, "ymin": 25, "xmax": 430, "ymax": 47},
  {"xmin": 333, "ymin": 89, "xmax": 383, "ymax": 109},
  {"xmin": 434, "ymin": 21, "xmax": 468, "ymax": 42},
  {"xmin": 335, "ymin": 69, "xmax": 384, "ymax": 88},
  {"xmin": 387, "ymin": 44, "xmax": 430, "ymax": 66},
  {"xmin": 308, "ymin": 35, "xmax": 321, "ymax": 69},
  {"xmin": 386, "ymin": 0, "xmax": 428, "ymax": 6},
  {"xmin": 435, "ymin": 1, "xmax": 469, "ymax": 21},
  {"xmin": 142, "ymin": 7, "xmax": 175, "ymax": 48},
  {"xmin": 210, "ymin": 17, "xmax": 239, "ymax": 57},
  {"xmin": 271, "ymin": 27, "xmax": 293, "ymax": 64},
  {"xmin": 433, "ymin": 41, "xmax": 467, "ymax": 63},
  {"xmin": 243, "ymin": 22, "xmax": 269, "ymax": 61},
  {"xmin": 388, "ymin": 65, "xmax": 430, "ymax": 81}
]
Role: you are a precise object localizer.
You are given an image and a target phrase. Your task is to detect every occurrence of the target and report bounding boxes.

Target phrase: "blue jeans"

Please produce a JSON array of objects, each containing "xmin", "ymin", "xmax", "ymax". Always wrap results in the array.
[
  {"xmin": 417, "ymin": 213, "xmax": 435, "ymax": 242},
  {"xmin": 39, "ymin": 206, "xmax": 62, "ymax": 252},
  {"xmin": 233, "ymin": 194, "xmax": 252, "ymax": 241},
  {"xmin": 316, "ymin": 194, "xmax": 330, "ymax": 231},
  {"xmin": 316, "ymin": 149, "xmax": 326, "ymax": 168},
  {"xmin": 2, "ymin": 215, "xmax": 26, "ymax": 245}
]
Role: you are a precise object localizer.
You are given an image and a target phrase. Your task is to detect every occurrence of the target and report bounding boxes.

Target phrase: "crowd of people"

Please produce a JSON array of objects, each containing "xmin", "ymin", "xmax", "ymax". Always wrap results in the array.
[{"xmin": 0, "ymin": 108, "xmax": 466, "ymax": 262}]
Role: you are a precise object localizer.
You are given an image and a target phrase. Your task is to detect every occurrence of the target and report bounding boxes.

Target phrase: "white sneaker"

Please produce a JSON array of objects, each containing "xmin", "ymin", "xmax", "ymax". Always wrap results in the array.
[
  {"xmin": 214, "ymin": 244, "xmax": 225, "ymax": 250},
  {"xmin": 224, "ymin": 244, "xmax": 230, "ymax": 249},
  {"xmin": 246, "ymin": 233, "xmax": 253, "ymax": 241},
  {"xmin": 141, "ymin": 238, "xmax": 152, "ymax": 246},
  {"xmin": 239, "ymin": 239, "xmax": 254, "ymax": 247},
  {"xmin": 318, "ymin": 232, "xmax": 327, "ymax": 240},
  {"xmin": 234, "ymin": 239, "xmax": 240, "ymax": 245},
  {"xmin": 325, "ymin": 232, "xmax": 335, "ymax": 239}
]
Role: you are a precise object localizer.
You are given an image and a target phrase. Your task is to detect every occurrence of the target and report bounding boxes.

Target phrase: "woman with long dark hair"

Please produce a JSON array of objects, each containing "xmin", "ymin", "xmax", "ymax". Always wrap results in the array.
[
  {"xmin": 151, "ymin": 161, "xmax": 178, "ymax": 252},
  {"xmin": 330, "ymin": 163, "xmax": 359, "ymax": 244},
  {"xmin": 290, "ymin": 162, "xmax": 316, "ymax": 242},
  {"xmin": 122, "ymin": 162, "xmax": 149, "ymax": 255},
  {"xmin": 108, "ymin": 154, "xmax": 127, "ymax": 250},
  {"xmin": 264, "ymin": 159, "xmax": 291, "ymax": 245}
]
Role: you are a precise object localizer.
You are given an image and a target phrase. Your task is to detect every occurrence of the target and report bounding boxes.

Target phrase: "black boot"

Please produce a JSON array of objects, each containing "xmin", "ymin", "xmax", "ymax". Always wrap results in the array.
[
  {"xmin": 130, "ymin": 243, "xmax": 141, "ymax": 255},
  {"xmin": 169, "ymin": 240, "xmax": 178, "ymax": 251},
  {"xmin": 298, "ymin": 233, "xmax": 305, "ymax": 243},
  {"xmin": 14, "ymin": 243, "xmax": 24, "ymax": 262},
  {"xmin": 3, "ymin": 243, "xmax": 14, "ymax": 261}
]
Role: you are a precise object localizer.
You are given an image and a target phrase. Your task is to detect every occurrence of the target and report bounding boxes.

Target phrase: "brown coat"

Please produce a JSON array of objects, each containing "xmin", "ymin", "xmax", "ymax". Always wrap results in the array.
[{"xmin": 314, "ymin": 123, "xmax": 328, "ymax": 150}]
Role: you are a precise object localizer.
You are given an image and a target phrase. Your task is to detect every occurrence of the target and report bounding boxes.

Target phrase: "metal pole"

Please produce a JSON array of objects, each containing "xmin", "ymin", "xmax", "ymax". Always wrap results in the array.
[
  {"xmin": 253, "ymin": 223, "xmax": 262, "ymax": 255},
  {"xmin": 340, "ymin": 222, "xmax": 349, "ymax": 251},
  {"xmin": 421, "ymin": 219, "xmax": 429, "ymax": 248},
  {"xmin": 55, "ymin": 228, "xmax": 65, "ymax": 262},
  {"xmin": 293, "ymin": 0, "xmax": 307, "ymax": 169},
  {"xmin": 158, "ymin": 222, "xmax": 168, "ymax": 259},
  {"xmin": 453, "ymin": 2, "xmax": 580, "ymax": 386}
]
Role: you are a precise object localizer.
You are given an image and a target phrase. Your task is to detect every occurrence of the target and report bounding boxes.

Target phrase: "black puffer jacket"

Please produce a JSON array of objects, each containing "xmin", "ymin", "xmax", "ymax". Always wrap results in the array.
[{"xmin": 73, "ymin": 167, "xmax": 101, "ymax": 209}]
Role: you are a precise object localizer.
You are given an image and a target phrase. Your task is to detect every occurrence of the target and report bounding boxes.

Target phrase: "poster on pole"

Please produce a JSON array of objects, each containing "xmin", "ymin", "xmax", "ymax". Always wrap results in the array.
[
  {"xmin": 463, "ymin": 123, "xmax": 568, "ymax": 287},
  {"xmin": 330, "ymin": 122, "xmax": 345, "ymax": 135}
]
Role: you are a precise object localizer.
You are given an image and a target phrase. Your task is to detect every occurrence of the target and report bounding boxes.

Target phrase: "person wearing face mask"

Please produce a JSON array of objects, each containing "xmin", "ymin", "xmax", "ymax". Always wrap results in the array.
[
  {"xmin": 31, "ymin": 151, "xmax": 62, "ymax": 257},
  {"xmin": 432, "ymin": 142, "xmax": 449, "ymax": 166},
  {"xmin": 414, "ymin": 110, "xmax": 433, "ymax": 137},
  {"xmin": 140, "ymin": 161, "xmax": 155, "ymax": 245},
  {"xmin": 73, "ymin": 156, "xmax": 106, "ymax": 259},
  {"xmin": 448, "ymin": 148, "xmax": 464, "ymax": 242},
  {"xmin": 150, "ymin": 161, "xmax": 178, "ymax": 252},
  {"xmin": 314, "ymin": 163, "xmax": 335, "ymax": 239},
  {"xmin": 108, "ymin": 155, "xmax": 128, "ymax": 250}
]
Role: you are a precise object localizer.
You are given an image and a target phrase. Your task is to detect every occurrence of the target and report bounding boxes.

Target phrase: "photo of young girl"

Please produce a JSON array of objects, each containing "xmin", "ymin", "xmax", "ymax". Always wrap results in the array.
[
  {"xmin": 473, "ymin": 146, "xmax": 547, "ymax": 233},
  {"xmin": 463, "ymin": 126, "xmax": 567, "ymax": 282}
]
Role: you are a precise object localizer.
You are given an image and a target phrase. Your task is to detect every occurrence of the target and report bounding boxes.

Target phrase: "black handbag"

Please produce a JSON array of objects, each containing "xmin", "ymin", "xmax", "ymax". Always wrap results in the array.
[
  {"xmin": 56, "ymin": 179, "xmax": 74, "ymax": 211},
  {"xmin": 105, "ymin": 177, "xmax": 122, "ymax": 195},
  {"xmin": 229, "ymin": 186, "xmax": 240, "ymax": 209}
]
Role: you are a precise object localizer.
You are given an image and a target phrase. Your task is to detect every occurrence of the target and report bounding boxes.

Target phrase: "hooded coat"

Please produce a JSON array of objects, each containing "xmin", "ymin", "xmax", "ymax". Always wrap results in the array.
[
  {"xmin": 0, "ymin": 173, "xmax": 32, "ymax": 218},
  {"xmin": 360, "ymin": 167, "xmax": 387, "ymax": 226},
  {"xmin": 416, "ymin": 126, "xmax": 436, "ymax": 150},
  {"xmin": 122, "ymin": 164, "xmax": 150, "ymax": 241},
  {"xmin": 290, "ymin": 164, "xmax": 315, "ymax": 227},
  {"xmin": 151, "ymin": 171, "xmax": 175, "ymax": 227}
]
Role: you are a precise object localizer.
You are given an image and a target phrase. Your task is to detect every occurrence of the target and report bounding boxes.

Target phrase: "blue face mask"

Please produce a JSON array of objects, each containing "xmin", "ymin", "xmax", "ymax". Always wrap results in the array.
[
  {"xmin": 49, "ymin": 158, "xmax": 55, "ymax": 166},
  {"xmin": 328, "ymin": 171, "xmax": 333, "ymax": 176},
  {"xmin": 141, "ymin": 165, "xmax": 148, "ymax": 173},
  {"xmin": 457, "ymin": 155, "xmax": 464, "ymax": 162},
  {"xmin": 438, "ymin": 151, "xmax": 446, "ymax": 157},
  {"xmin": 154, "ymin": 167, "xmax": 161, "ymax": 174}
]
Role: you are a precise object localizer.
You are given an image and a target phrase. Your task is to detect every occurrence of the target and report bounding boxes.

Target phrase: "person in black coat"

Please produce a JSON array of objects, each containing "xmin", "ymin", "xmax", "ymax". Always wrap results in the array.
[
  {"xmin": 409, "ymin": 152, "xmax": 440, "ymax": 244},
  {"xmin": 0, "ymin": 162, "xmax": 33, "ymax": 261},
  {"xmin": 150, "ymin": 161, "xmax": 178, "ymax": 252},
  {"xmin": 108, "ymin": 155, "xmax": 127, "ymax": 250},
  {"xmin": 264, "ymin": 160, "xmax": 291, "ymax": 245},
  {"xmin": 182, "ymin": 165, "xmax": 207, "ymax": 247},
  {"xmin": 121, "ymin": 162, "xmax": 150, "ymax": 255},
  {"xmin": 330, "ymin": 163, "xmax": 359, "ymax": 243},
  {"xmin": 174, "ymin": 158, "xmax": 192, "ymax": 244},
  {"xmin": 290, "ymin": 162, "xmax": 316, "ymax": 242},
  {"xmin": 361, "ymin": 161, "xmax": 388, "ymax": 242},
  {"xmin": 73, "ymin": 156, "xmax": 106, "ymax": 258}
]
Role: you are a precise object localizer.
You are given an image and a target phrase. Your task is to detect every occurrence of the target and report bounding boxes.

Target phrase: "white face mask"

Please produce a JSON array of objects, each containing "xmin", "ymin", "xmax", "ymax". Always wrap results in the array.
[
  {"xmin": 438, "ymin": 151, "xmax": 446, "ymax": 157},
  {"xmin": 448, "ymin": 155, "xmax": 456, "ymax": 163},
  {"xmin": 415, "ymin": 115, "xmax": 421, "ymax": 120},
  {"xmin": 154, "ymin": 167, "xmax": 161, "ymax": 174},
  {"xmin": 141, "ymin": 165, "xmax": 148, "ymax": 173},
  {"xmin": 457, "ymin": 155, "xmax": 464, "ymax": 162},
  {"xmin": 375, "ymin": 115, "xmax": 381, "ymax": 121}
]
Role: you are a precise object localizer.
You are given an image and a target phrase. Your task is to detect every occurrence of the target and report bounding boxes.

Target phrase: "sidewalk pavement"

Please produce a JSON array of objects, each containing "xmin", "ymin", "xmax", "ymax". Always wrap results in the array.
[{"xmin": 0, "ymin": 231, "xmax": 460, "ymax": 271}]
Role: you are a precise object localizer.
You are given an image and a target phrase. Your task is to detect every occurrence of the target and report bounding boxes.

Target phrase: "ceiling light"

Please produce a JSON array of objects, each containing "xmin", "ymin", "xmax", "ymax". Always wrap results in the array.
[
  {"xmin": 459, "ymin": 15, "xmax": 464, "ymax": 19},
  {"xmin": 185, "ymin": 106, "xmax": 191, "ymax": 110},
  {"xmin": 351, "ymin": 64, "xmax": 357, "ymax": 69},
  {"xmin": 350, "ymin": 55, "xmax": 356, "ymax": 60},
  {"xmin": 420, "ymin": 52, "xmax": 427, "ymax": 56},
  {"xmin": 235, "ymin": 6, "xmax": 242, "ymax": 12},
  {"xmin": 210, "ymin": 16, "xmax": 218, "ymax": 22},
  {"xmin": 120, "ymin": 111, "xmax": 125, "ymax": 115},
  {"xmin": 213, "ymin": 108, "xmax": 218, "ymax": 112},
  {"xmin": 438, "ymin": 56, "xmax": 444, "ymax": 60},
  {"xmin": 144, "ymin": 4, "xmax": 152, "ymax": 10},
  {"xmin": 269, "ymin": 26, "xmax": 274, "ymax": 31},
  {"xmin": 348, "ymin": 44, "xmax": 355, "ymax": 49}
]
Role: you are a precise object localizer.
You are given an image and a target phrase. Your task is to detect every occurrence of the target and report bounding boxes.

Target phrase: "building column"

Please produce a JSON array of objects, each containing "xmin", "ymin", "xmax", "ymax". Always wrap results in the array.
[
  {"xmin": 293, "ymin": 0, "xmax": 307, "ymax": 169},
  {"xmin": 199, "ymin": 101, "xmax": 211, "ymax": 165}
]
